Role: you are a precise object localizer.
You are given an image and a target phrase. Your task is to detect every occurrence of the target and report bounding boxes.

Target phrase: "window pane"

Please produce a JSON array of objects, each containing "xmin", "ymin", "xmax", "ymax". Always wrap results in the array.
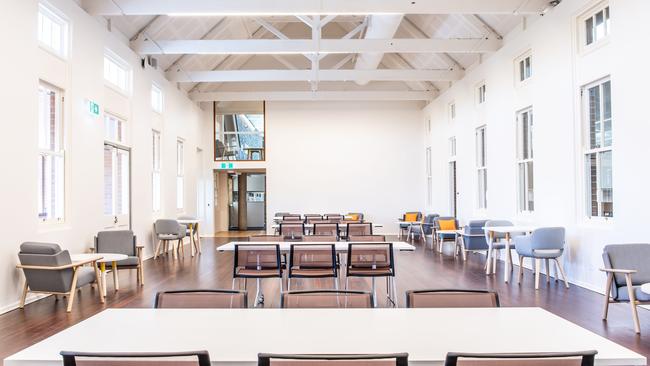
[
  {"xmin": 478, "ymin": 169, "xmax": 487, "ymax": 209},
  {"xmin": 603, "ymin": 81, "xmax": 612, "ymax": 147},
  {"xmin": 595, "ymin": 10, "xmax": 605, "ymax": 40},
  {"xmin": 588, "ymin": 85, "xmax": 601, "ymax": 149},
  {"xmin": 518, "ymin": 163, "xmax": 526, "ymax": 211},
  {"xmin": 104, "ymin": 146, "xmax": 113, "ymax": 215},
  {"xmin": 599, "ymin": 150, "xmax": 613, "ymax": 217},
  {"xmin": 519, "ymin": 60, "xmax": 525, "ymax": 81},
  {"xmin": 585, "ymin": 17, "xmax": 594, "ymax": 45},
  {"xmin": 526, "ymin": 160, "xmax": 534, "ymax": 211},
  {"xmin": 585, "ymin": 153, "xmax": 598, "ymax": 217}
]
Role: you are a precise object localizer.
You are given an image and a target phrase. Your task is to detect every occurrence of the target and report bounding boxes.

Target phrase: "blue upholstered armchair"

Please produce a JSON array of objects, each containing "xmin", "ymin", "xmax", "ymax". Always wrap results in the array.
[
  {"xmin": 514, "ymin": 227, "xmax": 569, "ymax": 290},
  {"xmin": 458, "ymin": 220, "xmax": 489, "ymax": 260},
  {"xmin": 601, "ymin": 244, "xmax": 650, "ymax": 334}
]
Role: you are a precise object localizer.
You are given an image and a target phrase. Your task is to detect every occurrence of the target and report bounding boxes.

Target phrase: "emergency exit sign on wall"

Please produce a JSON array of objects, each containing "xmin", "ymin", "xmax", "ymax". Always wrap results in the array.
[
  {"xmin": 219, "ymin": 162, "xmax": 234, "ymax": 169},
  {"xmin": 86, "ymin": 99, "xmax": 100, "ymax": 117}
]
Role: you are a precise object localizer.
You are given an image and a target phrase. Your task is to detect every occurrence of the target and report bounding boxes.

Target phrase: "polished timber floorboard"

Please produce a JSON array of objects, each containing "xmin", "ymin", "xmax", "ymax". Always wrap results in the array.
[{"xmin": 2, "ymin": 233, "xmax": 650, "ymax": 360}]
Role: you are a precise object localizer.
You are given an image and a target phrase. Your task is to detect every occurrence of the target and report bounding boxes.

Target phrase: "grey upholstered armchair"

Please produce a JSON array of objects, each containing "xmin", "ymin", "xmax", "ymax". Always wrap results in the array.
[
  {"xmin": 514, "ymin": 227, "xmax": 569, "ymax": 290},
  {"xmin": 94, "ymin": 230, "xmax": 144, "ymax": 286},
  {"xmin": 601, "ymin": 243, "xmax": 650, "ymax": 334},
  {"xmin": 16, "ymin": 242, "xmax": 104, "ymax": 312}
]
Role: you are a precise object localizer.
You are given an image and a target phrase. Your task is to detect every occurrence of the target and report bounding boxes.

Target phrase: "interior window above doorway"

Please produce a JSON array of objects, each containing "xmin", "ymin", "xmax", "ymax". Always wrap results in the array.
[{"xmin": 214, "ymin": 101, "xmax": 265, "ymax": 161}]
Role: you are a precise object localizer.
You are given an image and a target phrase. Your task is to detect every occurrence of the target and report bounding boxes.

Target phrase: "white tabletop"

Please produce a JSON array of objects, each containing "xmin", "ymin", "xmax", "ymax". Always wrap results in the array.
[
  {"xmin": 217, "ymin": 241, "xmax": 415, "ymax": 252},
  {"xmin": 4, "ymin": 308, "xmax": 644, "ymax": 366},
  {"xmin": 71, "ymin": 253, "xmax": 127, "ymax": 263},
  {"xmin": 178, "ymin": 219, "xmax": 200, "ymax": 224},
  {"xmin": 483, "ymin": 225, "xmax": 537, "ymax": 233},
  {"xmin": 271, "ymin": 223, "xmax": 384, "ymax": 229}
]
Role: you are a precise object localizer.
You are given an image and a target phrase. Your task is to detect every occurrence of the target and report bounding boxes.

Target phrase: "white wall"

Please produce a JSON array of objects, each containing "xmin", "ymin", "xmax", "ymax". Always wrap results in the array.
[
  {"xmin": 421, "ymin": 0, "xmax": 650, "ymax": 292},
  {"xmin": 266, "ymin": 101, "xmax": 426, "ymax": 234},
  {"xmin": 0, "ymin": 0, "xmax": 211, "ymax": 313}
]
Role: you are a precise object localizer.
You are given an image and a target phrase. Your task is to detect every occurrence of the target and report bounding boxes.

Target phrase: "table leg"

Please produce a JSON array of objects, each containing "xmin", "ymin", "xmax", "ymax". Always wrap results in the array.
[
  {"xmin": 100, "ymin": 262, "xmax": 107, "ymax": 297},
  {"xmin": 112, "ymin": 261, "xmax": 119, "ymax": 291},
  {"xmin": 195, "ymin": 223, "xmax": 202, "ymax": 254},
  {"xmin": 485, "ymin": 231, "xmax": 493, "ymax": 275},
  {"xmin": 189, "ymin": 223, "xmax": 195, "ymax": 257},
  {"xmin": 504, "ymin": 232, "xmax": 511, "ymax": 283}
]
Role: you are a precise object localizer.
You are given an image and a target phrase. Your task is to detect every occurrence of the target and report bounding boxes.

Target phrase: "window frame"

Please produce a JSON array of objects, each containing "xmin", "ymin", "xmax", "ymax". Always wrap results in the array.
[
  {"xmin": 475, "ymin": 125, "xmax": 488, "ymax": 210},
  {"xmin": 449, "ymin": 102, "xmax": 456, "ymax": 122},
  {"xmin": 152, "ymin": 130, "xmax": 162, "ymax": 213},
  {"xmin": 582, "ymin": 77, "xmax": 613, "ymax": 220},
  {"xmin": 38, "ymin": 2, "xmax": 69, "ymax": 59},
  {"xmin": 515, "ymin": 51, "xmax": 533, "ymax": 84},
  {"xmin": 516, "ymin": 107, "xmax": 534, "ymax": 213},
  {"xmin": 176, "ymin": 139, "xmax": 185, "ymax": 211},
  {"xmin": 476, "ymin": 83, "xmax": 487, "ymax": 105},
  {"xmin": 104, "ymin": 113, "xmax": 128, "ymax": 146},
  {"xmin": 103, "ymin": 49, "xmax": 132, "ymax": 95},
  {"xmin": 426, "ymin": 147, "xmax": 432, "ymax": 206},
  {"xmin": 579, "ymin": 2, "xmax": 611, "ymax": 52},
  {"xmin": 38, "ymin": 81, "xmax": 65, "ymax": 224},
  {"xmin": 151, "ymin": 83, "xmax": 164, "ymax": 113}
]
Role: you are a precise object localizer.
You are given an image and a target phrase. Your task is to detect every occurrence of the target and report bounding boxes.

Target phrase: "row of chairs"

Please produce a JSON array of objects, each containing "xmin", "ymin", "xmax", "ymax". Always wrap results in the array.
[
  {"xmin": 277, "ymin": 222, "xmax": 373, "ymax": 238},
  {"xmin": 276, "ymin": 212, "xmax": 365, "ymax": 222},
  {"xmin": 61, "ymin": 350, "xmax": 598, "ymax": 366},
  {"xmin": 233, "ymin": 241, "xmax": 396, "ymax": 307}
]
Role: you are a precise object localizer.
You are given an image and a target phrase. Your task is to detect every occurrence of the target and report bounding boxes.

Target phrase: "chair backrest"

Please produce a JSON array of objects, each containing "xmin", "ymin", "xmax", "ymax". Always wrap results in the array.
[
  {"xmin": 154, "ymin": 290, "xmax": 247, "ymax": 308},
  {"xmin": 347, "ymin": 223, "xmax": 372, "ymax": 236},
  {"xmin": 274, "ymin": 212, "xmax": 290, "ymax": 218},
  {"xmin": 403, "ymin": 212, "xmax": 422, "ymax": 222},
  {"xmin": 304, "ymin": 214, "xmax": 323, "ymax": 219},
  {"xmin": 283, "ymin": 214, "xmax": 302, "ymax": 221},
  {"xmin": 95, "ymin": 230, "xmax": 136, "ymax": 256},
  {"xmin": 325, "ymin": 214, "xmax": 343, "ymax": 222},
  {"xmin": 347, "ymin": 212, "xmax": 364, "ymax": 221},
  {"xmin": 530, "ymin": 227, "xmax": 565, "ymax": 251},
  {"xmin": 280, "ymin": 290, "xmax": 374, "ymax": 309},
  {"xmin": 406, "ymin": 289, "xmax": 500, "ymax": 308},
  {"xmin": 18, "ymin": 242, "xmax": 73, "ymax": 293},
  {"xmin": 464, "ymin": 220, "xmax": 488, "ymax": 235},
  {"xmin": 313, "ymin": 223, "xmax": 338, "ymax": 236},
  {"xmin": 302, "ymin": 235, "xmax": 337, "ymax": 242},
  {"xmin": 484, "ymin": 219, "xmax": 514, "ymax": 242},
  {"xmin": 154, "ymin": 219, "xmax": 181, "ymax": 235},
  {"xmin": 349, "ymin": 235, "xmax": 386, "ymax": 242},
  {"xmin": 306, "ymin": 217, "xmax": 326, "ymax": 224},
  {"xmin": 347, "ymin": 243, "xmax": 395, "ymax": 276},
  {"xmin": 603, "ymin": 243, "xmax": 650, "ymax": 287},
  {"xmin": 233, "ymin": 244, "xmax": 282, "ymax": 277},
  {"xmin": 280, "ymin": 223, "xmax": 305, "ymax": 237},
  {"xmin": 61, "ymin": 350, "xmax": 212, "ymax": 366},
  {"xmin": 434, "ymin": 216, "xmax": 459, "ymax": 230},
  {"xmin": 289, "ymin": 244, "xmax": 336, "ymax": 276},
  {"xmin": 443, "ymin": 351, "xmax": 597, "ymax": 366},
  {"xmin": 249, "ymin": 235, "xmax": 282, "ymax": 242}
]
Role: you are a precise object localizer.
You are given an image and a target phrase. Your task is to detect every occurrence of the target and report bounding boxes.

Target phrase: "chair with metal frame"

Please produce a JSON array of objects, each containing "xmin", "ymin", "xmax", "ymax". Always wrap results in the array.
[
  {"xmin": 259, "ymin": 353, "xmax": 408, "ymax": 366},
  {"xmin": 154, "ymin": 289, "xmax": 248, "ymax": 308},
  {"xmin": 348, "ymin": 235, "xmax": 386, "ymax": 242},
  {"xmin": 443, "ymin": 351, "xmax": 597, "ymax": 366},
  {"xmin": 346, "ymin": 243, "xmax": 397, "ymax": 308},
  {"xmin": 346, "ymin": 222, "xmax": 372, "ymax": 238},
  {"xmin": 288, "ymin": 244, "xmax": 338, "ymax": 291},
  {"xmin": 306, "ymin": 216, "xmax": 326, "ymax": 224},
  {"xmin": 405, "ymin": 289, "xmax": 500, "ymax": 308},
  {"xmin": 304, "ymin": 214, "xmax": 323, "ymax": 220},
  {"xmin": 281, "ymin": 290, "xmax": 373, "ymax": 308},
  {"xmin": 61, "ymin": 350, "xmax": 212, "ymax": 366},
  {"xmin": 312, "ymin": 222, "xmax": 339, "ymax": 237},
  {"xmin": 282, "ymin": 214, "xmax": 302, "ymax": 221},
  {"xmin": 302, "ymin": 235, "xmax": 337, "ymax": 242},
  {"xmin": 325, "ymin": 214, "xmax": 344, "ymax": 222},
  {"xmin": 232, "ymin": 244, "xmax": 283, "ymax": 307},
  {"xmin": 280, "ymin": 223, "xmax": 305, "ymax": 239}
]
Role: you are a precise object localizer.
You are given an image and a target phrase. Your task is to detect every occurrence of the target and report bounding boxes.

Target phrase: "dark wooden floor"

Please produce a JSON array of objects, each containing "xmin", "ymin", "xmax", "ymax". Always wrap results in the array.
[{"xmin": 2, "ymin": 233, "xmax": 650, "ymax": 362}]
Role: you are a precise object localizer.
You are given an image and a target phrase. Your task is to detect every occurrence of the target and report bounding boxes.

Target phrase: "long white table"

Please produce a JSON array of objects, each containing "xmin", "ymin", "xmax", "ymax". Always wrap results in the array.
[
  {"xmin": 217, "ymin": 241, "xmax": 415, "ymax": 252},
  {"xmin": 4, "ymin": 308, "xmax": 644, "ymax": 366}
]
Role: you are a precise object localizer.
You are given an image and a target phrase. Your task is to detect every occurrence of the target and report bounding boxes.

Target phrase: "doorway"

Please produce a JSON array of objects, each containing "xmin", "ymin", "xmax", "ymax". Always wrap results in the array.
[{"xmin": 228, "ymin": 173, "xmax": 266, "ymax": 230}]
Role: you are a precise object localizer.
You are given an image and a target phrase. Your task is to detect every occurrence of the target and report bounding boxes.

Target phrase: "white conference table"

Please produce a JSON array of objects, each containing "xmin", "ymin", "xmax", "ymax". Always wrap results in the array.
[
  {"xmin": 217, "ymin": 241, "xmax": 415, "ymax": 252},
  {"xmin": 4, "ymin": 308, "xmax": 645, "ymax": 366},
  {"xmin": 483, "ymin": 225, "xmax": 537, "ymax": 282}
]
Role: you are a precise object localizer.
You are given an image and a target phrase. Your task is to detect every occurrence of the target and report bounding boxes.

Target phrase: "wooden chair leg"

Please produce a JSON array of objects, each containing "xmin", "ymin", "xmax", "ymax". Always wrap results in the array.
[
  {"xmin": 154, "ymin": 240, "xmax": 162, "ymax": 259},
  {"xmin": 624, "ymin": 273, "xmax": 641, "ymax": 334},
  {"xmin": 19, "ymin": 281, "xmax": 29, "ymax": 308},
  {"xmin": 93, "ymin": 264, "xmax": 105, "ymax": 303},
  {"xmin": 534, "ymin": 258, "xmax": 541, "ymax": 290},
  {"xmin": 602, "ymin": 272, "xmax": 614, "ymax": 320},
  {"xmin": 545, "ymin": 259, "xmax": 551, "ymax": 284},
  {"xmin": 554, "ymin": 258, "xmax": 570, "ymax": 288},
  {"xmin": 66, "ymin": 269, "xmax": 80, "ymax": 313},
  {"xmin": 517, "ymin": 256, "xmax": 525, "ymax": 284}
]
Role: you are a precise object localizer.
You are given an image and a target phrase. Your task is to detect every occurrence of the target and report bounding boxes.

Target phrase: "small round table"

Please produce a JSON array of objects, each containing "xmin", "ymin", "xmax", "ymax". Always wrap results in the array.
[{"xmin": 71, "ymin": 253, "xmax": 128, "ymax": 297}]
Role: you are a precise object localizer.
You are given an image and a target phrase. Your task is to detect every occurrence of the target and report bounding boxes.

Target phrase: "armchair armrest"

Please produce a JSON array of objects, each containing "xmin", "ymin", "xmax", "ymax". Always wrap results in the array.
[
  {"xmin": 89, "ymin": 247, "xmax": 96, "ymax": 254},
  {"xmin": 136, "ymin": 245, "xmax": 144, "ymax": 258},
  {"xmin": 17, "ymin": 257, "xmax": 103, "ymax": 271},
  {"xmin": 599, "ymin": 268, "xmax": 638, "ymax": 274}
]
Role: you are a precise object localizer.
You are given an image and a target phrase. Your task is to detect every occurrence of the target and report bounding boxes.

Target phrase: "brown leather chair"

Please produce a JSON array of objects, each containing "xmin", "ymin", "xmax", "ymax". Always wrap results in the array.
[
  {"xmin": 346, "ymin": 243, "xmax": 396, "ymax": 308},
  {"xmin": 154, "ymin": 289, "xmax": 248, "ymax": 308},
  {"xmin": 443, "ymin": 351, "xmax": 597, "ymax": 366},
  {"xmin": 61, "ymin": 351, "xmax": 212, "ymax": 366},
  {"xmin": 232, "ymin": 244, "xmax": 282, "ymax": 307},
  {"xmin": 288, "ymin": 244, "xmax": 338, "ymax": 291},
  {"xmin": 259, "ymin": 353, "xmax": 408, "ymax": 366},
  {"xmin": 405, "ymin": 289, "xmax": 500, "ymax": 308}
]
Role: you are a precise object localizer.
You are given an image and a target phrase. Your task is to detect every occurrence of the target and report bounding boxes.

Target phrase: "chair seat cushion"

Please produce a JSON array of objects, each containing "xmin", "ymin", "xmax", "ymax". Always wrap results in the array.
[
  {"xmin": 438, "ymin": 233, "xmax": 456, "ymax": 240},
  {"xmin": 115, "ymin": 256, "xmax": 140, "ymax": 267},
  {"xmin": 348, "ymin": 267, "xmax": 393, "ymax": 276},
  {"xmin": 75, "ymin": 267, "xmax": 97, "ymax": 288},
  {"xmin": 236, "ymin": 268, "xmax": 281, "ymax": 277},
  {"xmin": 158, "ymin": 234, "xmax": 182, "ymax": 240},
  {"xmin": 616, "ymin": 286, "xmax": 650, "ymax": 302},
  {"xmin": 290, "ymin": 268, "xmax": 336, "ymax": 277}
]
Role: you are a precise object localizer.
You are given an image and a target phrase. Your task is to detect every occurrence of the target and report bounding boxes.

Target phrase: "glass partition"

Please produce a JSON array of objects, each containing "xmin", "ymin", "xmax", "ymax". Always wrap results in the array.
[{"xmin": 214, "ymin": 112, "xmax": 265, "ymax": 161}]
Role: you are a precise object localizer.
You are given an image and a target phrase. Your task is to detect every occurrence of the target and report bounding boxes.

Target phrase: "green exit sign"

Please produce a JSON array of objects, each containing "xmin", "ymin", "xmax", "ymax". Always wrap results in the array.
[
  {"xmin": 219, "ymin": 162, "xmax": 234, "ymax": 169},
  {"xmin": 87, "ymin": 99, "xmax": 100, "ymax": 117}
]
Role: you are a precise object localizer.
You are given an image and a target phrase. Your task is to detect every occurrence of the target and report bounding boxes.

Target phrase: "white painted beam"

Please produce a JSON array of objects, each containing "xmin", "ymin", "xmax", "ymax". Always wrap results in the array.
[
  {"xmin": 167, "ymin": 69, "xmax": 463, "ymax": 82},
  {"xmin": 189, "ymin": 90, "xmax": 436, "ymax": 102},
  {"xmin": 135, "ymin": 38, "xmax": 502, "ymax": 55},
  {"xmin": 82, "ymin": 0, "xmax": 552, "ymax": 16}
]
